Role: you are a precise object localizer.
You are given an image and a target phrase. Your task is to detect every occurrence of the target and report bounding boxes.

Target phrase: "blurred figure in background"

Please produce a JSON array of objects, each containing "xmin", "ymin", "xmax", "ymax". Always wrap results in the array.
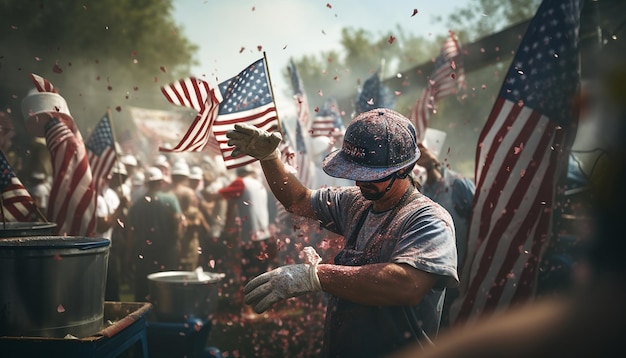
[
  {"xmin": 27, "ymin": 171, "xmax": 50, "ymax": 214},
  {"xmin": 127, "ymin": 166, "xmax": 184, "ymax": 301},
  {"xmin": 416, "ymin": 140, "xmax": 475, "ymax": 329},
  {"xmin": 95, "ymin": 161, "xmax": 129, "ymax": 301},
  {"xmin": 219, "ymin": 164, "xmax": 277, "ymax": 315}
]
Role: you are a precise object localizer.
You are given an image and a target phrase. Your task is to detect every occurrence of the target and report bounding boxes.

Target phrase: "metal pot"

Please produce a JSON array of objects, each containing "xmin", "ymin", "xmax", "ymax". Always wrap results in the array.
[
  {"xmin": 0, "ymin": 222, "xmax": 57, "ymax": 238},
  {"xmin": 147, "ymin": 271, "xmax": 224, "ymax": 322},
  {"xmin": 0, "ymin": 236, "xmax": 110, "ymax": 338}
]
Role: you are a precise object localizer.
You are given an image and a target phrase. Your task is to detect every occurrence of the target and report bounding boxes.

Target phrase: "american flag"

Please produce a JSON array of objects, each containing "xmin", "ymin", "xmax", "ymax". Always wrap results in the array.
[
  {"xmin": 286, "ymin": 61, "xmax": 313, "ymax": 186},
  {"xmin": 355, "ymin": 71, "xmax": 395, "ymax": 116},
  {"xmin": 450, "ymin": 0, "xmax": 582, "ymax": 325},
  {"xmin": 45, "ymin": 116, "xmax": 97, "ymax": 237},
  {"xmin": 310, "ymin": 97, "xmax": 345, "ymax": 138},
  {"xmin": 212, "ymin": 58, "xmax": 280, "ymax": 169},
  {"xmin": 86, "ymin": 112, "xmax": 116, "ymax": 194},
  {"xmin": 410, "ymin": 31, "xmax": 465, "ymax": 143},
  {"xmin": 0, "ymin": 150, "xmax": 38, "ymax": 222},
  {"xmin": 160, "ymin": 77, "xmax": 223, "ymax": 152},
  {"xmin": 31, "ymin": 73, "xmax": 58, "ymax": 93},
  {"xmin": 289, "ymin": 59, "xmax": 311, "ymax": 132}
]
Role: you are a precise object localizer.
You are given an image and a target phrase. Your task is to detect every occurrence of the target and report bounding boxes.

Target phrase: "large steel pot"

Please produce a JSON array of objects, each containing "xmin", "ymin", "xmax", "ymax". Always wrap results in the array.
[
  {"xmin": 147, "ymin": 271, "xmax": 224, "ymax": 322},
  {"xmin": 0, "ymin": 236, "xmax": 110, "ymax": 338},
  {"xmin": 0, "ymin": 222, "xmax": 57, "ymax": 238}
]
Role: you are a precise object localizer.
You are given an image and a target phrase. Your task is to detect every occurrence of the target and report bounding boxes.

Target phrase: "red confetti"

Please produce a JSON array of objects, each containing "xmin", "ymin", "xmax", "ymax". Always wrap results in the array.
[
  {"xmin": 326, "ymin": 3, "xmax": 332, "ymax": 9},
  {"xmin": 160, "ymin": 66, "xmax": 166, "ymax": 73},
  {"xmin": 239, "ymin": 47, "xmax": 245, "ymax": 53},
  {"xmin": 107, "ymin": 85, "xmax": 113, "ymax": 91},
  {"xmin": 257, "ymin": 45, "xmax": 262, "ymax": 52},
  {"xmin": 388, "ymin": 35, "xmax": 396, "ymax": 44},
  {"xmin": 411, "ymin": 9, "xmax": 418, "ymax": 17},
  {"xmin": 251, "ymin": 6, "xmax": 255, "ymax": 11},
  {"xmin": 116, "ymin": 106, "xmax": 122, "ymax": 112},
  {"xmin": 52, "ymin": 64, "xmax": 63, "ymax": 74},
  {"xmin": 314, "ymin": 107, "xmax": 320, "ymax": 112}
]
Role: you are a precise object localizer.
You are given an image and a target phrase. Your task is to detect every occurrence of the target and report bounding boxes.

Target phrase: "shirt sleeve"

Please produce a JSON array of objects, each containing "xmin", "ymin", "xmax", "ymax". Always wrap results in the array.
[
  {"xmin": 310, "ymin": 186, "xmax": 360, "ymax": 236},
  {"xmin": 451, "ymin": 177, "xmax": 476, "ymax": 219},
  {"xmin": 392, "ymin": 202, "xmax": 459, "ymax": 288}
]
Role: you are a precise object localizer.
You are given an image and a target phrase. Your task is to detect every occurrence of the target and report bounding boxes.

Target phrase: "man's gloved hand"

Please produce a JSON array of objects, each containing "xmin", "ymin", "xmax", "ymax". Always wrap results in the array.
[
  {"xmin": 244, "ymin": 246, "xmax": 322, "ymax": 313},
  {"xmin": 226, "ymin": 123, "xmax": 282, "ymax": 161}
]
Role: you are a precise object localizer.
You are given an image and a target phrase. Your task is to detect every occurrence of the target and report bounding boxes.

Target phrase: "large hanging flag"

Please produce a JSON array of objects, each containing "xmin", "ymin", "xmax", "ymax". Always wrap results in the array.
[
  {"xmin": 159, "ymin": 77, "xmax": 223, "ymax": 152},
  {"xmin": 86, "ymin": 111, "xmax": 116, "ymax": 194},
  {"xmin": 212, "ymin": 57, "xmax": 280, "ymax": 169},
  {"xmin": 410, "ymin": 31, "xmax": 465, "ymax": 143},
  {"xmin": 354, "ymin": 70, "xmax": 395, "ymax": 116},
  {"xmin": 0, "ymin": 150, "xmax": 38, "ymax": 222},
  {"xmin": 450, "ymin": 0, "xmax": 583, "ymax": 325}
]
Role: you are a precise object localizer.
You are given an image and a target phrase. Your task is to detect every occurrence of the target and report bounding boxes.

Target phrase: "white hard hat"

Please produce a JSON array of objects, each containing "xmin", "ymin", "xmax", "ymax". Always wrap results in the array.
[
  {"xmin": 131, "ymin": 171, "xmax": 145, "ymax": 186},
  {"xmin": 111, "ymin": 160, "xmax": 128, "ymax": 175},
  {"xmin": 146, "ymin": 167, "xmax": 164, "ymax": 182},
  {"xmin": 189, "ymin": 166, "xmax": 203, "ymax": 180},
  {"xmin": 171, "ymin": 160, "xmax": 190, "ymax": 177},
  {"xmin": 121, "ymin": 154, "xmax": 138, "ymax": 167}
]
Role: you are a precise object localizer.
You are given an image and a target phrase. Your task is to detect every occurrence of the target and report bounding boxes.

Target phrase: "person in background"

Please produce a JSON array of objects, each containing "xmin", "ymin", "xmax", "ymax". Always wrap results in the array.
[
  {"xmin": 129, "ymin": 171, "xmax": 145, "ymax": 204},
  {"xmin": 154, "ymin": 154, "xmax": 172, "ymax": 188},
  {"xmin": 95, "ymin": 161, "xmax": 129, "ymax": 301},
  {"xmin": 27, "ymin": 171, "xmax": 50, "ymax": 214},
  {"xmin": 227, "ymin": 108, "xmax": 458, "ymax": 356},
  {"xmin": 126, "ymin": 166, "xmax": 184, "ymax": 301},
  {"xmin": 416, "ymin": 141, "xmax": 476, "ymax": 329},
  {"xmin": 218, "ymin": 164, "xmax": 277, "ymax": 316},
  {"xmin": 188, "ymin": 165, "xmax": 204, "ymax": 192}
]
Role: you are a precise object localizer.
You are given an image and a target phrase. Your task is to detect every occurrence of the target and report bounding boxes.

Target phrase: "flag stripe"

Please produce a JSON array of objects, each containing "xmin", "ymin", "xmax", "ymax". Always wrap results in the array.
[
  {"xmin": 45, "ymin": 118, "xmax": 96, "ymax": 236},
  {"xmin": 160, "ymin": 77, "xmax": 222, "ymax": 153}
]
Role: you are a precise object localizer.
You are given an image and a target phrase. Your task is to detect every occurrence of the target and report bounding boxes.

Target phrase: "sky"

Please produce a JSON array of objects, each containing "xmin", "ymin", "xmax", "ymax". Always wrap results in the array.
[{"xmin": 171, "ymin": 0, "xmax": 471, "ymax": 117}]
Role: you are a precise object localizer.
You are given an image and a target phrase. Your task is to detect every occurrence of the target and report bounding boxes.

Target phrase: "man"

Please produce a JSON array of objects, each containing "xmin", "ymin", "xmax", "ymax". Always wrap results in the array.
[
  {"xmin": 227, "ymin": 108, "xmax": 458, "ymax": 357},
  {"xmin": 127, "ymin": 166, "xmax": 184, "ymax": 301},
  {"xmin": 218, "ymin": 165, "xmax": 276, "ymax": 292},
  {"xmin": 416, "ymin": 141, "xmax": 476, "ymax": 329},
  {"xmin": 95, "ymin": 161, "xmax": 129, "ymax": 301}
]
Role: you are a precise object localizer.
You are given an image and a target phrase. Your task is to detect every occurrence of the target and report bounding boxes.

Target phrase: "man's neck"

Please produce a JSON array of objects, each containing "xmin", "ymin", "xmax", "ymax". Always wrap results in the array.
[{"xmin": 372, "ymin": 179, "xmax": 412, "ymax": 212}]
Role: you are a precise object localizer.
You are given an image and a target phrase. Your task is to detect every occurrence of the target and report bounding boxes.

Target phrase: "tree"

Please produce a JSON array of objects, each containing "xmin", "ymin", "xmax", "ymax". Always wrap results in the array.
[
  {"xmin": 284, "ymin": 0, "xmax": 542, "ymax": 177},
  {"xmin": 0, "ymin": 0, "xmax": 197, "ymax": 177},
  {"xmin": 0, "ymin": 0, "xmax": 196, "ymax": 132}
]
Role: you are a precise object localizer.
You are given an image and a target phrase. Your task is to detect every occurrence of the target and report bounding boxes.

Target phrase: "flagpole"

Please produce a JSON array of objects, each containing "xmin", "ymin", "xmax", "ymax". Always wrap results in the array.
[
  {"xmin": 105, "ymin": 108, "xmax": 124, "ymax": 189},
  {"xmin": 0, "ymin": 197, "xmax": 5, "ymax": 229},
  {"xmin": 262, "ymin": 51, "xmax": 284, "ymax": 135}
]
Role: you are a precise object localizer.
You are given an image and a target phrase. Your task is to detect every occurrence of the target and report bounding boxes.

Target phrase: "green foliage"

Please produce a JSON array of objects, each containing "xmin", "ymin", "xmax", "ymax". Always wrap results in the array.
[
  {"xmin": 285, "ymin": 0, "xmax": 541, "ymax": 177},
  {"xmin": 0, "ymin": 0, "xmax": 196, "ymax": 131}
]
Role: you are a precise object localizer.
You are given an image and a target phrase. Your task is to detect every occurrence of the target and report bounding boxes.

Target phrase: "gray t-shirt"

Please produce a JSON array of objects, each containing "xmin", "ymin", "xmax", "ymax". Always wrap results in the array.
[{"xmin": 311, "ymin": 185, "xmax": 458, "ymax": 357}]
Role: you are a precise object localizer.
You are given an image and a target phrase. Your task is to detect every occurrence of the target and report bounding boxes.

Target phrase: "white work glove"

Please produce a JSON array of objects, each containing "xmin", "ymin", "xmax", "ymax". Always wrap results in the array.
[
  {"xmin": 244, "ymin": 246, "xmax": 322, "ymax": 313},
  {"xmin": 226, "ymin": 123, "xmax": 282, "ymax": 161}
]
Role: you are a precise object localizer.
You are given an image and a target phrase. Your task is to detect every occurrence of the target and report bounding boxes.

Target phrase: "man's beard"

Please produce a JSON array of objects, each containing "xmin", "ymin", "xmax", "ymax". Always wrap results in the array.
[{"xmin": 359, "ymin": 186, "xmax": 386, "ymax": 201}]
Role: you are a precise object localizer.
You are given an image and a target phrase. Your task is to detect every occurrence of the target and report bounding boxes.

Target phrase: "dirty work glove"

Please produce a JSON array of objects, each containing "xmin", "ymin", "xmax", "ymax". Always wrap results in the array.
[
  {"xmin": 244, "ymin": 247, "xmax": 322, "ymax": 313},
  {"xmin": 226, "ymin": 123, "xmax": 282, "ymax": 161}
]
